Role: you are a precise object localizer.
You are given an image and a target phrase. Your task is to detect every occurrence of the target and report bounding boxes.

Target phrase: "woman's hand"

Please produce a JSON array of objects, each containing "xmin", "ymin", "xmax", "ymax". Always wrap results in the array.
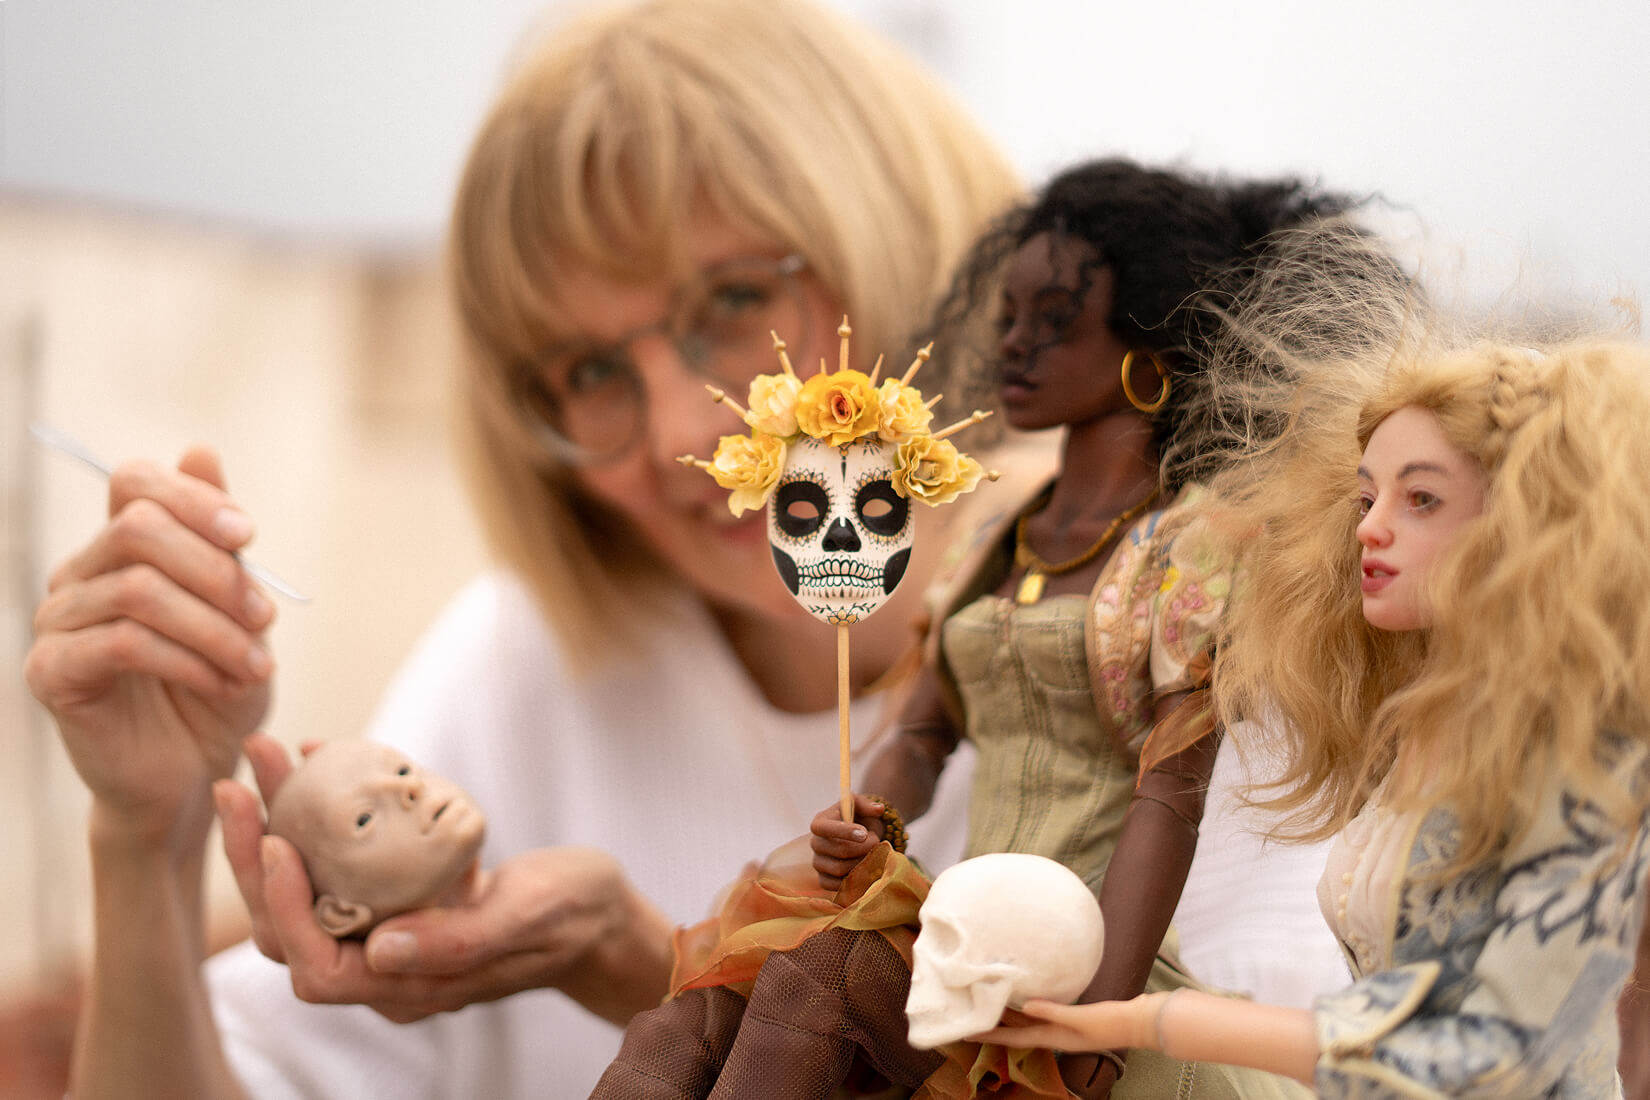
[
  {"xmin": 809, "ymin": 792, "xmax": 889, "ymax": 890},
  {"xmin": 25, "ymin": 448, "xmax": 275, "ymax": 849},
  {"xmin": 218, "ymin": 740, "xmax": 673, "ymax": 1025}
]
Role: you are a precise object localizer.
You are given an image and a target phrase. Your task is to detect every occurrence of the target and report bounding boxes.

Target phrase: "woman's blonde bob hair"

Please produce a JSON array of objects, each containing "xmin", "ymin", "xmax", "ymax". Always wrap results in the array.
[
  {"xmin": 445, "ymin": 0, "xmax": 1020, "ymax": 660},
  {"xmin": 1203, "ymin": 238, "xmax": 1650, "ymax": 868}
]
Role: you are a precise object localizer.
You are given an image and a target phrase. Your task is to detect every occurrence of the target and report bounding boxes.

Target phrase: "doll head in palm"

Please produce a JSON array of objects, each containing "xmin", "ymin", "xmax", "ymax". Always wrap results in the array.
[{"xmin": 266, "ymin": 741, "xmax": 487, "ymax": 938}]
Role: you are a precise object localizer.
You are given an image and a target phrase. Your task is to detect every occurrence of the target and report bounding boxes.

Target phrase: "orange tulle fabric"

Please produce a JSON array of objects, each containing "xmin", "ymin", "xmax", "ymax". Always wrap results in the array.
[{"xmin": 669, "ymin": 837, "xmax": 1070, "ymax": 1099}]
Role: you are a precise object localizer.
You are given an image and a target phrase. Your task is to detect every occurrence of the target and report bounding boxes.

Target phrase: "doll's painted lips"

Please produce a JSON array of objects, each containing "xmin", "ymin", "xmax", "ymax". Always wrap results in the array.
[
  {"xmin": 998, "ymin": 372, "xmax": 1035, "ymax": 403},
  {"xmin": 1361, "ymin": 560, "xmax": 1395, "ymax": 593},
  {"xmin": 429, "ymin": 798, "xmax": 469, "ymax": 830}
]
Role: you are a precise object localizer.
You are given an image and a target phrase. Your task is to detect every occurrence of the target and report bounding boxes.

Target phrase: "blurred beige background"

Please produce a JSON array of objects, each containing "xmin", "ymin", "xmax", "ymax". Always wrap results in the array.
[{"xmin": 0, "ymin": 195, "xmax": 487, "ymax": 1007}]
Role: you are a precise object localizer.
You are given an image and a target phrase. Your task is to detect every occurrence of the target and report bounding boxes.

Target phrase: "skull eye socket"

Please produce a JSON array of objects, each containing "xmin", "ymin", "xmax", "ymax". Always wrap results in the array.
[
  {"xmin": 775, "ymin": 479, "xmax": 830, "ymax": 539},
  {"xmin": 920, "ymin": 917, "xmax": 961, "ymax": 958},
  {"xmin": 856, "ymin": 479, "xmax": 909, "ymax": 539}
]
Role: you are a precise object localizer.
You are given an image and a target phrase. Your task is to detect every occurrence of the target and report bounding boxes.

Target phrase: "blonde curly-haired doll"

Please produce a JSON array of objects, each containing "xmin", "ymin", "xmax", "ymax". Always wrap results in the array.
[{"xmin": 977, "ymin": 265, "xmax": 1650, "ymax": 1095}]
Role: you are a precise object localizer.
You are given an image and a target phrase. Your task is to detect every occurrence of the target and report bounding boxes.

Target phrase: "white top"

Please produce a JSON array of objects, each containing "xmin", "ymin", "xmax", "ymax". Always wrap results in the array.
[
  {"xmin": 1173, "ymin": 721, "xmax": 1351, "ymax": 1010},
  {"xmin": 208, "ymin": 572, "xmax": 977, "ymax": 1099},
  {"xmin": 207, "ymin": 574, "xmax": 1348, "ymax": 1098}
]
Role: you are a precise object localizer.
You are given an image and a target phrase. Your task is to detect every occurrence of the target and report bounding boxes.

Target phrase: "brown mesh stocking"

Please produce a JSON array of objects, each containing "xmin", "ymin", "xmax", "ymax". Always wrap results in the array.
[
  {"xmin": 589, "ymin": 984, "xmax": 748, "ymax": 1099},
  {"xmin": 707, "ymin": 927, "xmax": 942, "ymax": 1099}
]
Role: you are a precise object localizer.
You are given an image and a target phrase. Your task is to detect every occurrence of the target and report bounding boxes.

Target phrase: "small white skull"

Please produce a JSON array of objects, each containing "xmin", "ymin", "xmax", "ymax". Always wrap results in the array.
[
  {"xmin": 906, "ymin": 853, "xmax": 1105, "ymax": 1049},
  {"xmin": 768, "ymin": 436, "xmax": 913, "ymax": 625}
]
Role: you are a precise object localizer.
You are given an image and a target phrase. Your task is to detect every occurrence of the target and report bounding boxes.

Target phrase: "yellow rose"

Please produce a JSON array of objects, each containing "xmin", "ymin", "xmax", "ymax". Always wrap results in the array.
[
  {"xmin": 876, "ymin": 379, "xmax": 934, "ymax": 443},
  {"xmin": 709, "ymin": 432, "xmax": 787, "ymax": 516},
  {"xmin": 795, "ymin": 369, "xmax": 880, "ymax": 446},
  {"xmin": 744, "ymin": 372, "xmax": 803, "ymax": 438},
  {"xmin": 894, "ymin": 436, "xmax": 983, "ymax": 506}
]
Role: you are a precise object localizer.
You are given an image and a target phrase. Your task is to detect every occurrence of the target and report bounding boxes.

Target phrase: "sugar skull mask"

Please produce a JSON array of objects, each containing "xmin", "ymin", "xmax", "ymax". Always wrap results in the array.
[
  {"xmin": 906, "ymin": 853, "xmax": 1105, "ymax": 1049},
  {"xmin": 769, "ymin": 435, "xmax": 913, "ymax": 625}
]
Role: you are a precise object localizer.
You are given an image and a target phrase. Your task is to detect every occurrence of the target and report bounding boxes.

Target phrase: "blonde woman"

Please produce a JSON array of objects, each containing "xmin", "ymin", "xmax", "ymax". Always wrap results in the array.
[
  {"xmin": 977, "ymin": 307, "xmax": 1650, "ymax": 1096},
  {"xmin": 23, "ymin": 1, "xmax": 1023, "ymax": 1097}
]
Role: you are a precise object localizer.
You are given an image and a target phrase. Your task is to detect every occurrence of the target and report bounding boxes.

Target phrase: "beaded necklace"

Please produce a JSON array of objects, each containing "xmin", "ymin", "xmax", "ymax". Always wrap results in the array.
[{"xmin": 1012, "ymin": 487, "xmax": 1160, "ymax": 604}]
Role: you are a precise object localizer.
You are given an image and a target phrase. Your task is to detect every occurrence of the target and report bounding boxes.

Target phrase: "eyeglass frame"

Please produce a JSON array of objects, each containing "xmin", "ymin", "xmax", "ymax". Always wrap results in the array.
[{"xmin": 511, "ymin": 252, "xmax": 810, "ymax": 466}]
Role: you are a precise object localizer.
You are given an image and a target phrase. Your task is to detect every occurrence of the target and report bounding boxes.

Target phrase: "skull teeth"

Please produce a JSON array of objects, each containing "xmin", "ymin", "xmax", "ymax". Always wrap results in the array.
[{"xmin": 797, "ymin": 560, "xmax": 882, "ymax": 586}]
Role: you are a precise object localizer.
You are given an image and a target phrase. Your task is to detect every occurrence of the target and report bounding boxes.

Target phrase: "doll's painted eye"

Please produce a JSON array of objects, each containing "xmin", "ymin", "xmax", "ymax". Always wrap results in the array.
[
  {"xmin": 355, "ymin": 812, "xmax": 373, "ymax": 829},
  {"xmin": 397, "ymin": 765, "xmax": 411, "ymax": 776}
]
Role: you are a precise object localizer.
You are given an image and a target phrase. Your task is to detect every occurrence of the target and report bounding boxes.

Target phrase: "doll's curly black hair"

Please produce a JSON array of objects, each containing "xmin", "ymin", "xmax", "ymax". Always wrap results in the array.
[{"xmin": 923, "ymin": 157, "xmax": 1401, "ymax": 489}]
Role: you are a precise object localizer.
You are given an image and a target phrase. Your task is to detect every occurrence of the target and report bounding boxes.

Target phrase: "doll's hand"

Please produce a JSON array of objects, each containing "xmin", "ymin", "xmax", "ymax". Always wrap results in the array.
[
  {"xmin": 974, "ymin": 1005, "xmax": 1118, "ymax": 1098},
  {"xmin": 809, "ymin": 793, "xmax": 888, "ymax": 890},
  {"xmin": 969, "ymin": 994, "xmax": 1163, "ymax": 1056},
  {"xmin": 25, "ymin": 448, "xmax": 274, "ymax": 852}
]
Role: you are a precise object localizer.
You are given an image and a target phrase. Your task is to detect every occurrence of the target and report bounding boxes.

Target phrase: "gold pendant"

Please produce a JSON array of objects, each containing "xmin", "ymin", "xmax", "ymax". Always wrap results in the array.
[{"xmin": 1016, "ymin": 569, "xmax": 1045, "ymax": 605}]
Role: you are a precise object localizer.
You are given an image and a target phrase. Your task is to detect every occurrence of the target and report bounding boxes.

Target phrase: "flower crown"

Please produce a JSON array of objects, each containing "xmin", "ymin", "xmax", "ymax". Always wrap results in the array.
[{"xmin": 681, "ymin": 318, "xmax": 995, "ymax": 516}]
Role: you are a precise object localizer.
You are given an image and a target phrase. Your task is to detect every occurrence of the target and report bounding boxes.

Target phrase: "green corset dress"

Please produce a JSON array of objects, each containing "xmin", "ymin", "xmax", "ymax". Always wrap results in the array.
[{"xmin": 935, "ymin": 510, "xmax": 1308, "ymax": 1100}]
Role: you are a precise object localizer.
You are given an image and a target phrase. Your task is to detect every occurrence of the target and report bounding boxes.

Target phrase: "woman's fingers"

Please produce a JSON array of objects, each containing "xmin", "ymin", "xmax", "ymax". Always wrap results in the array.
[
  {"xmin": 52, "ymin": 495, "xmax": 271, "ymax": 633},
  {"xmin": 34, "ymin": 458, "xmax": 277, "ymax": 699},
  {"xmin": 217, "ymin": 733, "xmax": 297, "ymax": 963},
  {"xmin": 259, "ymin": 834, "xmax": 357, "ymax": 996},
  {"xmin": 174, "ymin": 444, "xmax": 230, "ymax": 495},
  {"xmin": 27, "ymin": 614, "xmax": 243, "ymax": 703},
  {"xmin": 243, "ymin": 732, "xmax": 295, "ymax": 803},
  {"xmin": 215, "ymin": 778, "xmax": 285, "ymax": 961},
  {"xmin": 107, "ymin": 453, "xmax": 248, "ymax": 551},
  {"xmin": 36, "ymin": 562, "xmax": 271, "ymax": 688}
]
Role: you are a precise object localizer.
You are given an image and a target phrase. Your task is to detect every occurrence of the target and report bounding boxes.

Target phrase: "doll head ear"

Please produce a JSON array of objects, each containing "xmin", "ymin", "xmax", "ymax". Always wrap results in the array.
[{"xmin": 314, "ymin": 893, "xmax": 376, "ymax": 938}]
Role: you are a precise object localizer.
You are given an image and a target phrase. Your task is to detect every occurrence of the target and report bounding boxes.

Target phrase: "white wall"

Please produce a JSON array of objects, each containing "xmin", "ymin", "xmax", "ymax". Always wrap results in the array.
[{"xmin": 4, "ymin": 0, "xmax": 1647, "ymax": 299}]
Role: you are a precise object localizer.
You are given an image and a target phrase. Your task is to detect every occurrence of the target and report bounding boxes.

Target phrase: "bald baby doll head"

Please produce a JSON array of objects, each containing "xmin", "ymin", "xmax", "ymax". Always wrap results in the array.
[{"xmin": 266, "ymin": 741, "xmax": 487, "ymax": 937}]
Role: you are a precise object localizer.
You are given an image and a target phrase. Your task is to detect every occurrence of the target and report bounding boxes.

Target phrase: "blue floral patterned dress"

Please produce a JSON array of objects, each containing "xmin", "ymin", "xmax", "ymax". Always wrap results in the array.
[{"xmin": 1311, "ymin": 732, "xmax": 1650, "ymax": 1097}]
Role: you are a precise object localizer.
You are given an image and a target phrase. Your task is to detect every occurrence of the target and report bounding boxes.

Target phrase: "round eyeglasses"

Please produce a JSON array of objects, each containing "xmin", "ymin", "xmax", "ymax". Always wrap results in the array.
[{"xmin": 514, "ymin": 253, "xmax": 809, "ymax": 465}]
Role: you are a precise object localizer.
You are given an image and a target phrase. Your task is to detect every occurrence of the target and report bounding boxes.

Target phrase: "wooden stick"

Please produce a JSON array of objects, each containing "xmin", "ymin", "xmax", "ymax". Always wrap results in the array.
[
  {"xmin": 900, "ymin": 343, "xmax": 933, "ymax": 385},
  {"xmin": 931, "ymin": 408, "xmax": 994, "ymax": 441},
  {"xmin": 770, "ymin": 331, "xmax": 798, "ymax": 378},
  {"xmin": 677, "ymin": 455, "xmax": 711, "ymax": 470},
  {"xmin": 838, "ymin": 317, "xmax": 852, "ymax": 375},
  {"xmin": 867, "ymin": 354, "xmax": 885, "ymax": 386},
  {"xmin": 839, "ymin": 623, "xmax": 853, "ymax": 823},
  {"xmin": 924, "ymin": 393, "xmax": 943, "ymax": 409},
  {"xmin": 705, "ymin": 384, "xmax": 750, "ymax": 420}
]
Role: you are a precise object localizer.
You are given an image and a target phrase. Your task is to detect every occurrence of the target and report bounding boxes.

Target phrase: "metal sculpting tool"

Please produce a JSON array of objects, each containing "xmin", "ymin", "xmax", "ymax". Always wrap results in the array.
[{"xmin": 28, "ymin": 422, "xmax": 312, "ymax": 603}]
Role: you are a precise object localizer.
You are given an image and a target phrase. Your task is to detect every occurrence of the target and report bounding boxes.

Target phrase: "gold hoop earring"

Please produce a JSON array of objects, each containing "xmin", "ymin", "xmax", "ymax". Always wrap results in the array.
[{"xmin": 1120, "ymin": 349, "xmax": 1171, "ymax": 414}]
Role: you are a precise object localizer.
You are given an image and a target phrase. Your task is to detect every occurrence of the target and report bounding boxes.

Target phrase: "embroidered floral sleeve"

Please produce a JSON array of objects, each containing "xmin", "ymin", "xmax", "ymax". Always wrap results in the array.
[
  {"xmin": 1313, "ymin": 734, "xmax": 1650, "ymax": 1098},
  {"xmin": 1084, "ymin": 485, "xmax": 1232, "ymax": 757},
  {"xmin": 1147, "ymin": 493, "xmax": 1231, "ymax": 701}
]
